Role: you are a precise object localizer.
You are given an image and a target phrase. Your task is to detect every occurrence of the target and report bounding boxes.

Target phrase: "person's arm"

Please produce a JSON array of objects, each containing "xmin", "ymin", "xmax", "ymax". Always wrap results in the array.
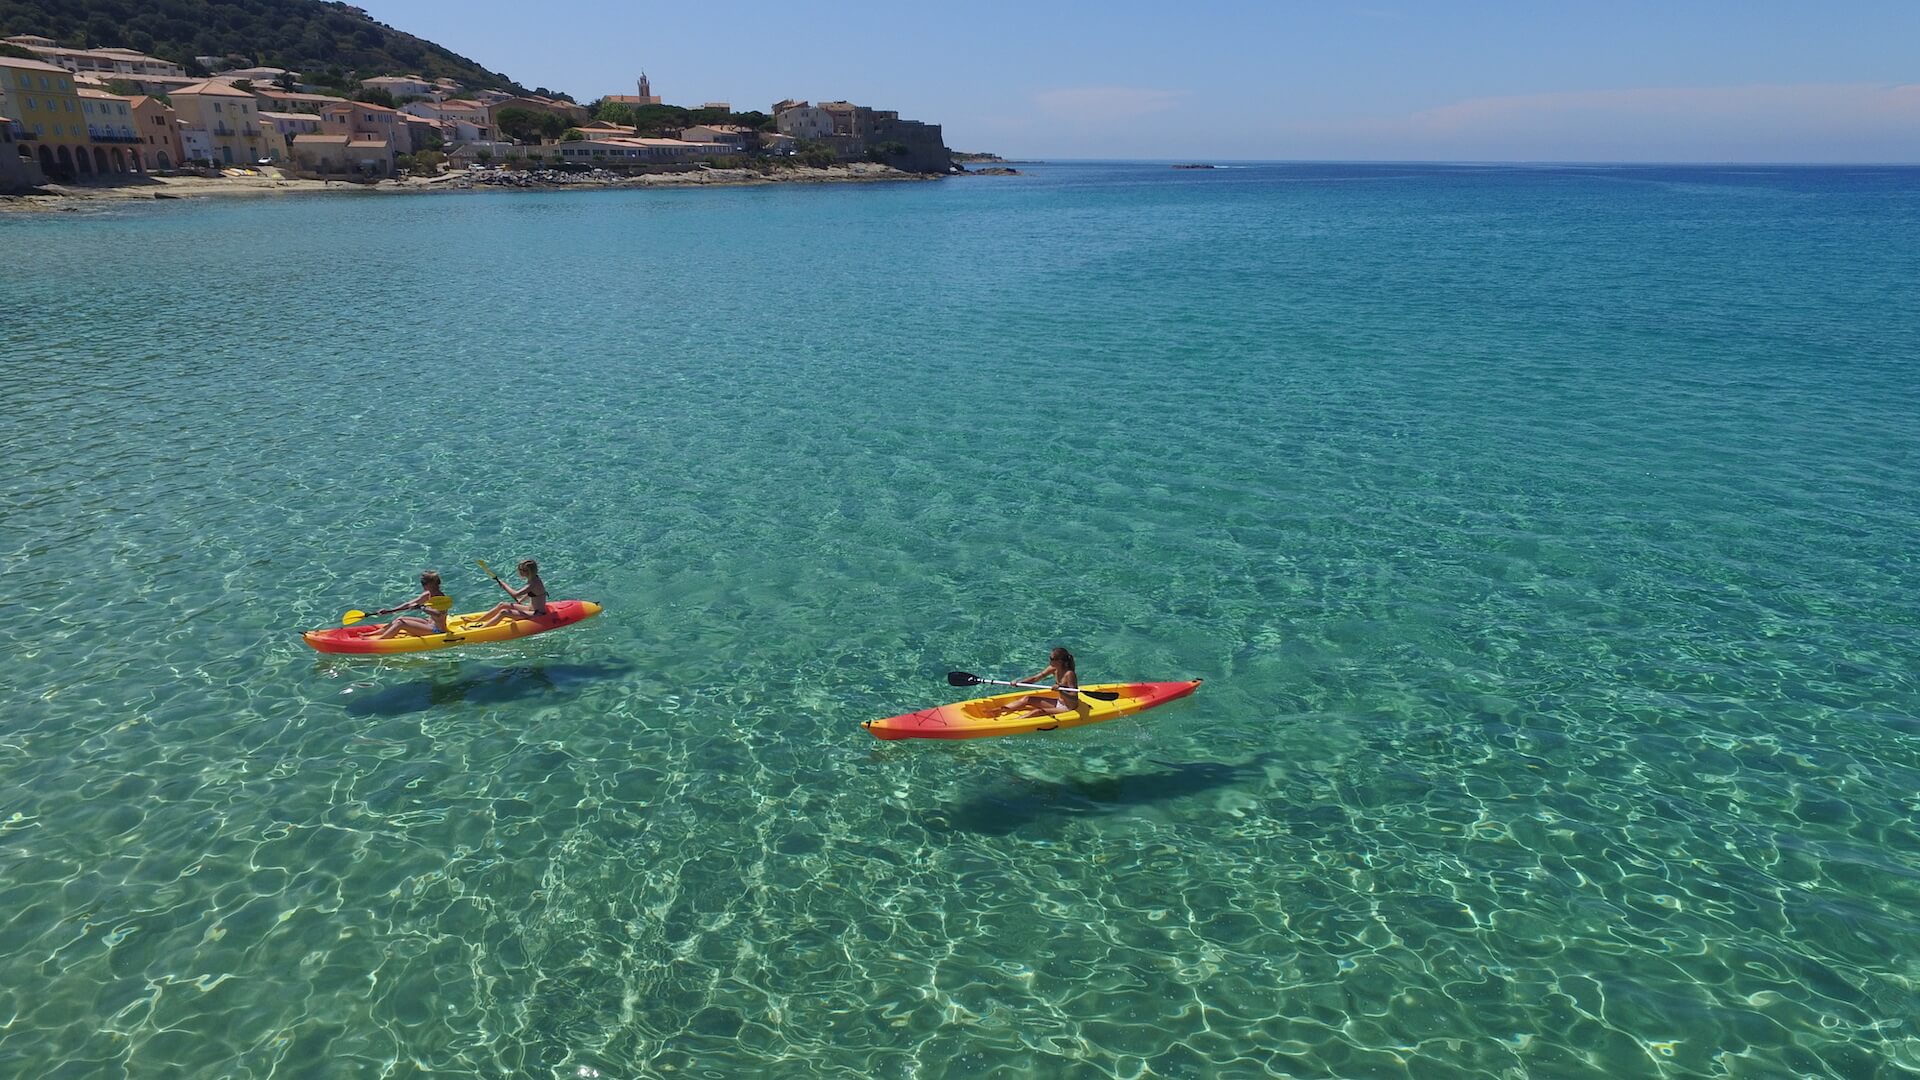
[
  {"xmin": 386, "ymin": 590, "xmax": 429, "ymax": 615},
  {"xmin": 1025, "ymin": 663, "xmax": 1056, "ymax": 685}
]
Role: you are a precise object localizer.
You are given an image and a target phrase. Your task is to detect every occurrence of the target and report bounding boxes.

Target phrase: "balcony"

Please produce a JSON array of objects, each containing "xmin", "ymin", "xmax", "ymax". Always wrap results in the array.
[
  {"xmin": 89, "ymin": 129, "xmax": 141, "ymax": 144},
  {"xmin": 7, "ymin": 125, "xmax": 32, "ymax": 141}
]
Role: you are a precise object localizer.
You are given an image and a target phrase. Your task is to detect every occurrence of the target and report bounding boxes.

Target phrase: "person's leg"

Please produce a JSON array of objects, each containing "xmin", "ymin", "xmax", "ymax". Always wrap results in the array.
[
  {"xmin": 377, "ymin": 615, "xmax": 432, "ymax": 639},
  {"xmin": 990, "ymin": 693, "xmax": 1044, "ymax": 717},
  {"xmin": 480, "ymin": 604, "xmax": 533, "ymax": 628},
  {"xmin": 471, "ymin": 602, "xmax": 512, "ymax": 626}
]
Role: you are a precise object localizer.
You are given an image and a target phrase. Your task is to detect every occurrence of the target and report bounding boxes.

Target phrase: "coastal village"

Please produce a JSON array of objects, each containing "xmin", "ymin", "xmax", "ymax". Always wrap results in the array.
[{"xmin": 0, "ymin": 32, "xmax": 960, "ymax": 196}]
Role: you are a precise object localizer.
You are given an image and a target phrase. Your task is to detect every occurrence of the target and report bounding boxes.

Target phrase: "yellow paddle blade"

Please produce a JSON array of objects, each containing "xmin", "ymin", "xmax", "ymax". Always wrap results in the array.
[{"xmin": 342, "ymin": 609, "xmax": 369, "ymax": 626}]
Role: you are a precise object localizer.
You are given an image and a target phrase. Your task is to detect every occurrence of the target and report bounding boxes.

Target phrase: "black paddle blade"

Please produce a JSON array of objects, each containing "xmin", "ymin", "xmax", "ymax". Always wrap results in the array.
[
  {"xmin": 947, "ymin": 671, "xmax": 983, "ymax": 687},
  {"xmin": 1075, "ymin": 688, "xmax": 1122, "ymax": 702}
]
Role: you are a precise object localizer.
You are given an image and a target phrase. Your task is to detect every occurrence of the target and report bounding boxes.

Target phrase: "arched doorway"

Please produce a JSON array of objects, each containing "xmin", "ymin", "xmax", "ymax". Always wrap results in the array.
[
  {"xmin": 38, "ymin": 144, "xmax": 54, "ymax": 176},
  {"xmin": 93, "ymin": 146, "xmax": 109, "ymax": 174},
  {"xmin": 156, "ymin": 150, "xmax": 171, "ymax": 169},
  {"xmin": 56, "ymin": 145, "xmax": 75, "ymax": 177},
  {"xmin": 110, "ymin": 147, "xmax": 127, "ymax": 174}
]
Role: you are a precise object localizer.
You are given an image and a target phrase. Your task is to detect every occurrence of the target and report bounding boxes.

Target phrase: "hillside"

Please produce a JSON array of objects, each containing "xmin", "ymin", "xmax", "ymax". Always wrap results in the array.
[{"xmin": 0, "ymin": 0, "xmax": 524, "ymax": 91}]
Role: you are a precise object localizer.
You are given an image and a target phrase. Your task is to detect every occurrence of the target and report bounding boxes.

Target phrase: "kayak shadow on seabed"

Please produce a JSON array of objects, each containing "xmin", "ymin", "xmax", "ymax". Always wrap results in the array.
[
  {"xmin": 931, "ymin": 754, "xmax": 1279, "ymax": 837},
  {"xmin": 337, "ymin": 660, "xmax": 636, "ymax": 717}
]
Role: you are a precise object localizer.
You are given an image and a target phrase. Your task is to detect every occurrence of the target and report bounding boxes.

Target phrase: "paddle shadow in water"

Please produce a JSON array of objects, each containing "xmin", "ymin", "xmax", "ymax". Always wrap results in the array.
[
  {"xmin": 340, "ymin": 660, "xmax": 635, "ymax": 717},
  {"xmin": 937, "ymin": 754, "xmax": 1278, "ymax": 837}
]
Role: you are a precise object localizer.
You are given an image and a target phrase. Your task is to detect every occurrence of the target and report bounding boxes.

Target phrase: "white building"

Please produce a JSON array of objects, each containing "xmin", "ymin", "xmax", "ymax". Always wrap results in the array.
[
  {"xmin": 551, "ymin": 137, "xmax": 720, "ymax": 165},
  {"xmin": 360, "ymin": 75, "xmax": 435, "ymax": 99},
  {"xmin": 774, "ymin": 103, "xmax": 832, "ymax": 140},
  {"xmin": 180, "ymin": 127, "xmax": 213, "ymax": 162},
  {"xmin": 2, "ymin": 35, "xmax": 185, "ymax": 79}
]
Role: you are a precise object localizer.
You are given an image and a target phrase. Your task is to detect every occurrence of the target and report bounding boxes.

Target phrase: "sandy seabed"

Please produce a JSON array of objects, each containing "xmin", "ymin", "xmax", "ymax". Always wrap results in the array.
[{"xmin": 0, "ymin": 161, "xmax": 934, "ymax": 212}]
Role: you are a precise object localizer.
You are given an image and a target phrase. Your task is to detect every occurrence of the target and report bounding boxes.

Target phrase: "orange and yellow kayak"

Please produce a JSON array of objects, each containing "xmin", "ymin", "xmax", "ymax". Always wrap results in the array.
[
  {"xmin": 863, "ymin": 680, "xmax": 1201, "ymax": 740},
  {"xmin": 302, "ymin": 599, "xmax": 603, "ymax": 655}
]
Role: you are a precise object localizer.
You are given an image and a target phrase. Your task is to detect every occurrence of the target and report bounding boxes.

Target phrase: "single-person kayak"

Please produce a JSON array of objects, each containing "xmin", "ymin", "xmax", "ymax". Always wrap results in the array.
[
  {"xmin": 863, "ymin": 680, "xmax": 1202, "ymax": 740},
  {"xmin": 302, "ymin": 599, "xmax": 604, "ymax": 655}
]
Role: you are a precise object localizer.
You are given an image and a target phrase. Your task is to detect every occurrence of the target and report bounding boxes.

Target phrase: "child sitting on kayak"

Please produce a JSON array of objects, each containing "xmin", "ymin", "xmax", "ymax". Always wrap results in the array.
[
  {"xmin": 988, "ymin": 647, "xmax": 1083, "ymax": 717},
  {"xmin": 376, "ymin": 570, "xmax": 453, "ymax": 639},
  {"xmin": 478, "ymin": 558, "xmax": 550, "ymax": 627}
]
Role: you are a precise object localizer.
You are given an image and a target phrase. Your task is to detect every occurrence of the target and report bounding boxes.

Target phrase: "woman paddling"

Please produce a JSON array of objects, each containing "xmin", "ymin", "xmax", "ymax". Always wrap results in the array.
[
  {"xmin": 477, "ymin": 558, "xmax": 550, "ymax": 628},
  {"xmin": 989, "ymin": 647, "xmax": 1082, "ymax": 717},
  {"xmin": 376, "ymin": 570, "xmax": 453, "ymax": 639}
]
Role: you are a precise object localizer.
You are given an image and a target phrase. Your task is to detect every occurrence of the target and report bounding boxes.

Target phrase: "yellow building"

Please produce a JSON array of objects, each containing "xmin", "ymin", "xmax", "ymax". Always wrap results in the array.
[
  {"xmin": 168, "ymin": 79, "xmax": 269, "ymax": 166},
  {"xmin": 0, "ymin": 55, "xmax": 94, "ymax": 180},
  {"xmin": 77, "ymin": 87, "xmax": 145, "ymax": 175}
]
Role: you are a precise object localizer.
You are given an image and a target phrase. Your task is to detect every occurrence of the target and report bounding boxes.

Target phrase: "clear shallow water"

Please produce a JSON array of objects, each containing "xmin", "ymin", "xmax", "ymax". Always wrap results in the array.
[{"xmin": 2, "ymin": 162, "xmax": 1918, "ymax": 1077}]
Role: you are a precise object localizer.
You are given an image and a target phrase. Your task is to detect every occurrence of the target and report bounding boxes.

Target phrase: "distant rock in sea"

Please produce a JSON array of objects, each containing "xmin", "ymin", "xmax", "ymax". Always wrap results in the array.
[{"xmin": 1172, "ymin": 164, "xmax": 1215, "ymax": 170}]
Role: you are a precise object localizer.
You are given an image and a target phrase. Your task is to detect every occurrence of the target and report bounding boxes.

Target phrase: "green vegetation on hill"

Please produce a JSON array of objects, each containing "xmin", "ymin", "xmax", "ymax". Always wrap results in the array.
[
  {"xmin": 0, "ymin": 0, "xmax": 525, "ymax": 91},
  {"xmin": 591, "ymin": 99, "xmax": 775, "ymax": 136}
]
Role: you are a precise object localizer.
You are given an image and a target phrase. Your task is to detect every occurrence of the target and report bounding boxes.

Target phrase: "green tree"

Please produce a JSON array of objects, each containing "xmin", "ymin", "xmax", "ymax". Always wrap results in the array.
[
  {"xmin": 494, "ymin": 106, "xmax": 541, "ymax": 143},
  {"xmin": 796, "ymin": 140, "xmax": 837, "ymax": 168},
  {"xmin": 592, "ymin": 101, "xmax": 636, "ymax": 126},
  {"xmin": 353, "ymin": 86, "xmax": 397, "ymax": 108}
]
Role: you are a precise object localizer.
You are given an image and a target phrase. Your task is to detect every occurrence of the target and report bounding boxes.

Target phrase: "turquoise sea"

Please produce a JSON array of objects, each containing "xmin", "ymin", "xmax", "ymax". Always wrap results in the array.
[{"xmin": 3, "ymin": 162, "xmax": 1918, "ymax": 1078}]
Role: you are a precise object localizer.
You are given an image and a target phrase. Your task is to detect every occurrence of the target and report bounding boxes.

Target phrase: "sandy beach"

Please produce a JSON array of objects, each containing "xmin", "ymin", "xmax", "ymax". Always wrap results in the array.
[{"xmin": 0, "ymin": 161, "xmax": 934, "ymax": 212}]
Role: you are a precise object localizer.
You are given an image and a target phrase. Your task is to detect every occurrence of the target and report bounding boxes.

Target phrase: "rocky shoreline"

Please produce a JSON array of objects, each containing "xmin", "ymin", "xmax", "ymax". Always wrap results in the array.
[{"xmin": 0, "ymin": 162, "xmax": 936, "ymax": 213}]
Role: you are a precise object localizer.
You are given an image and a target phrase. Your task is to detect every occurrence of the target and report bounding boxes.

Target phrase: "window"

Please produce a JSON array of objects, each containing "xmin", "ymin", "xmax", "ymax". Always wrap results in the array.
[{"xmin": 214, "ymin": 103, "xmax": 222, "ymax": 113}]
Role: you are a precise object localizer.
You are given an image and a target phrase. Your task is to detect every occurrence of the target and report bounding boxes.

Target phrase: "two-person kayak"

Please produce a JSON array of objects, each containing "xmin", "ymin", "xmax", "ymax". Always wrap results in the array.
[{"xmin": 303, "ymin": 599, "xmax": 603, "ymax": 655}]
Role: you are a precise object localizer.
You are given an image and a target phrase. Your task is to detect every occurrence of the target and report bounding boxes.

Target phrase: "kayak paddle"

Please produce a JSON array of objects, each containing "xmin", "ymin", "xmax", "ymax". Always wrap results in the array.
[
  {"xmin": 946, "ymin": 670, "xmax": 1120, "ymax": 701},
  {"xmin": 341, "ymin": 606, "xmax": 398, "ymax": 626},
  {"xmin": 477, "ymin": 558, "xmax": 516, "ymax": 597}
]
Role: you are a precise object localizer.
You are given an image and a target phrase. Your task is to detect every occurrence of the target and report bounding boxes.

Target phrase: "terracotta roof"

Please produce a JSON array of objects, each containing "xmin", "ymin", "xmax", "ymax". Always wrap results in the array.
[
  {"xmin": 0, "ymin": 56, "xmax": 72, "ymax": 75},
  {"xmin": 293, "ymin": 133, "xmax": 349, "ymax": 144},
  {"xmin": 76, "ymin": 87, "xmax": 129, "ymax": 100},
  {"xmin": 260, "ymin": 91, "xmax": 349, "ymax": 104},
  {"xmin": 346, "ymin": 138, "xmax": 391, "ymax": 148},
  {"xmin": 173, "ymin": 79, "xmax": 257, "ymax": 98}
]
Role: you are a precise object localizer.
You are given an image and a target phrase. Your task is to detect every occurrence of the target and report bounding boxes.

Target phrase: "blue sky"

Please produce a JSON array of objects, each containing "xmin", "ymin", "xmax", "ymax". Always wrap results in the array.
[{"xmin": 368, "ymin": 1, "xmax": 1919, "ymax": 161}]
